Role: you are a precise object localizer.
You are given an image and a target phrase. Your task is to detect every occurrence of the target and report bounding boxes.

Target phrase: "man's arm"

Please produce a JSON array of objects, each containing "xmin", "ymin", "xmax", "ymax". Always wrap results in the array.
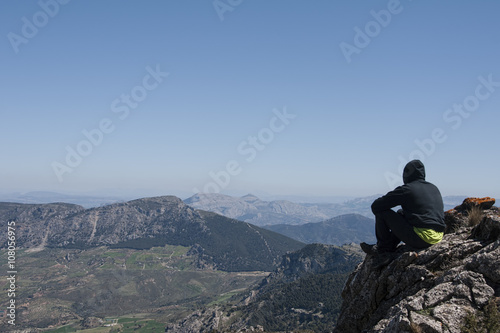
[{"xmin": 371, "ymin": 185, "xmax": 407, "ymax": 214}]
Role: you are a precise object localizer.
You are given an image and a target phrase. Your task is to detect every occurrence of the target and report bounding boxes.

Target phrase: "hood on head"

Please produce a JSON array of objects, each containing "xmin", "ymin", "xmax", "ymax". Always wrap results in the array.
[{"xmin": 403, "ymin": 160, "xmax": 426, "ymax": 184}]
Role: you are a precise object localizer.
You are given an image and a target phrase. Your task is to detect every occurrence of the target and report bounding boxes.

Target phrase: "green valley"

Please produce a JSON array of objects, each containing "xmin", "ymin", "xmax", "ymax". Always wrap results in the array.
[{"xmin": 0, "ymin": 245, "xmax": 268, "ymax": 331}]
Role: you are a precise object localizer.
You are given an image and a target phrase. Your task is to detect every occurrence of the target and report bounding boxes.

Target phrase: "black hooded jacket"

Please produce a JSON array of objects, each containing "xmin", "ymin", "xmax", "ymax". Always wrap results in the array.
[{"xmin": 371, "ymin": 160, "xmax": 445, "ymax": 232}]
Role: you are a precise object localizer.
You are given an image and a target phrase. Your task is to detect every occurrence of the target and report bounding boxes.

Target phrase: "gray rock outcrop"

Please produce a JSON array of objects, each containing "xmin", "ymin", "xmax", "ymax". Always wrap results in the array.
[{"xmin": 335, "ymin": 198, "xmax": 500, "ymax": 333}]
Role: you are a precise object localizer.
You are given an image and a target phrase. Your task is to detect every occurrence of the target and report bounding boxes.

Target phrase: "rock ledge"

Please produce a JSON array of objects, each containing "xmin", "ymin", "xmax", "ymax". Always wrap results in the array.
[{"xmin": 335, "ymin": 198, "xmax": 500, "ymax": 333}]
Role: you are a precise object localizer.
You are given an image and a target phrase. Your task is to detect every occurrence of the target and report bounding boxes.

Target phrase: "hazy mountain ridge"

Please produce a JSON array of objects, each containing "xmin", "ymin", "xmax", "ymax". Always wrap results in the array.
[
  {"xmin": 263, "ymin": 213, "xmax": 376, "ymax": 245},
  {"xmin": 0, "ymin": 191, "xmax": 127, "ymax": 208},
  {"xmin": 184, "ymin": 193, "xmax": 466, "ymax": 227},
  {"xmin": 0, "ymin": 191, "xmax": 465, "ymax": 219},
  {"xmin": 185, "ymin": 193, "xmax": 333, "ymax": 226}
]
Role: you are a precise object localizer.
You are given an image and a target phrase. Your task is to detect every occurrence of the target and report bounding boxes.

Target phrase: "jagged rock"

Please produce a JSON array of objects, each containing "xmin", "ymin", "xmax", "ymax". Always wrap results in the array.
[
  {"xmin": 464, "ymin": 241, "xmax": 500, "ymax": 284},
  {"xmin": 445, "ymin": 197, "xmax": 497, "ymax": 233},
  {"xmin": 471, "ymin": 214, "xmax": 500, "ymax": 241},
  {"xmin": 432, "ymin": 303, "xmax": 474, "ymax": 333},
  {"xmin": 335, "ymin": 199, "xmax": 500, "ymax": 333},
  {"xmin": 165, "ymin": 307, "xmax": 228, "ymax": 333},
  {"xmin": 460, "ymin": 197, "xmax": 496, "ymax": 211},
  {"xmin": 409, "ymin": 311, "xmax": 443, "ymax": 333}
]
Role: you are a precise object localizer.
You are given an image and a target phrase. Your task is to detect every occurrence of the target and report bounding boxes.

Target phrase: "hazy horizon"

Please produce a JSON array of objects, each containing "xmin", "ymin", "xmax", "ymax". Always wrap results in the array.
[{"xmin": 0, "ymin": 188, "xmax": 470, "ymax": 205}]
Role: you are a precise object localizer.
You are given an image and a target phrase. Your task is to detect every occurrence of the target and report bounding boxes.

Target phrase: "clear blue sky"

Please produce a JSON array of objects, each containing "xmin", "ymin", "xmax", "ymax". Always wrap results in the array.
[{"xmin": 1, "ymin": 0, "xmax": 499, "ymax": 200}]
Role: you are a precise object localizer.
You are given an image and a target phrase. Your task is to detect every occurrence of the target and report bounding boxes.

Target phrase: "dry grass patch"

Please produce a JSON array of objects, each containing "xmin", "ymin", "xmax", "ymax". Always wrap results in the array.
[{"xmin": 467, "ymin": 206, "xmax": 484, "ymax": 227}]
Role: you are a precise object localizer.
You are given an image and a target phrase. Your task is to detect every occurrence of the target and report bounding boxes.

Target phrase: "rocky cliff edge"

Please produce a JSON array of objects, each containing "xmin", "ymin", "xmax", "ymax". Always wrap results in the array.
[{"xmin": 335, "ymin": 197, "xmax": 500, "ymax": 333}]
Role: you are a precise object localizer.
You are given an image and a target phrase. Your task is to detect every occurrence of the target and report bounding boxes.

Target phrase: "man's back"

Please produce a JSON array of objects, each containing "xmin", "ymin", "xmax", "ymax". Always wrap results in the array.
[{"xmin": 401, "ymin": 179, "xmax": 445, "ymax": 231}]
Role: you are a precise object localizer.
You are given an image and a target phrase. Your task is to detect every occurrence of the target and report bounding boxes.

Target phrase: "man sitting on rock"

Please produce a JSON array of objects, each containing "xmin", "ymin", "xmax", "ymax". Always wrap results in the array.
[{"xmin": 361, "ymin": 159, "xmax": 446, "ymax": 269}]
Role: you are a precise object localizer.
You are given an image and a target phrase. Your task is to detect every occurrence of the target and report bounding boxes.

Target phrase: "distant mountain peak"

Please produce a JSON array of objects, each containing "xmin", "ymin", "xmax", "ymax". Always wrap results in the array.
[
  {"xmin": 185, "ymin": 192, "xmax": 233, "ymax": 203},
  {"xmin": 240, "ymin": 194, "xmax": 260, "ymax": 201},
  {"xmin": 128, "ymin": 195, "xmax": 183, "ymax": 205},
  {"xmin": 184, "ymin": 193, "xmax": 337, "ymax": 226}
]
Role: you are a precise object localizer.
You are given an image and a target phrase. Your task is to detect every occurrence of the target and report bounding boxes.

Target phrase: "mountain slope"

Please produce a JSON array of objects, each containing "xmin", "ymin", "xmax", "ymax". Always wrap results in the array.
[
  {"xmin": 185, "ymin": 193, "xmax": 333, "ymax": 226},
  {"xmin": 166, "ymin": 243, "xmax": 364, "ymax": 332},
  {"xmin": 0, "ymin": 196, "xmax": 304, "ymax": 272},
  {"xmin": 0, "ymin": 245, "xmax": 270, "ymax": 330},
  {"xmin": 235, "ymin": 243, "xmax": 364, "ymax": 332},
  {"xmin": 191, "ymin": 210, "xmax": 306, "ymax": 271},
  {"xmin": 263, "ymin": 213, "xmax": 376, "ymax": 245}
]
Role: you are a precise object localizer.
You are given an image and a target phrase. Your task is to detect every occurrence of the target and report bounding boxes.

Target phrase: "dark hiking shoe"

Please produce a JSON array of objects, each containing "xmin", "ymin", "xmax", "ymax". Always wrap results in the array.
[
  {"xmin": 372, "ymin": 252, "xmax": 395, "ymax": 269},
  {"xmin": 360, "ymin": 242, "xmax": 378, "ymax": 256}
]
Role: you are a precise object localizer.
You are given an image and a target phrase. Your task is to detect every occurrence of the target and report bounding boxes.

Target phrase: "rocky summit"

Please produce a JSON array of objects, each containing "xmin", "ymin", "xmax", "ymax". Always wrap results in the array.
[{"xmin": 336, "ymin": 198, "xmax": 500, "ymax": 333}]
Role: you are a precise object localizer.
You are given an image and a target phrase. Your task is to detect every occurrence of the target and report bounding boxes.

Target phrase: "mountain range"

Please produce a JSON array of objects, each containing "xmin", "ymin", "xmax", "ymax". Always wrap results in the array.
[
  {"xmin": 0, "ymin": 196, "xmax": 307, "ymax": 330},
  {"xmin": 1, "ymin": 193, "xmax": 489, "ymax": 332},
  {"xmin": 0, "ymin": 194, "xmax": 373, "ymax": 331},
  {"xmin": 0, "ymin": 196, "xmax": 303, "ymax": 272},
  {"xmin": 184, "ymin": 193, "xmax": 467, "ymax": 246},
  {"xmin": 0, "ymin": 191, "xmax": 466, "ymax": 223},
  {"xmin": 184, "ymin": 193, "xmax": 466, "ymax": 226},
  {"xmin": 184, "ymin": 193, "xmax": 339, "ymax": 226}
]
